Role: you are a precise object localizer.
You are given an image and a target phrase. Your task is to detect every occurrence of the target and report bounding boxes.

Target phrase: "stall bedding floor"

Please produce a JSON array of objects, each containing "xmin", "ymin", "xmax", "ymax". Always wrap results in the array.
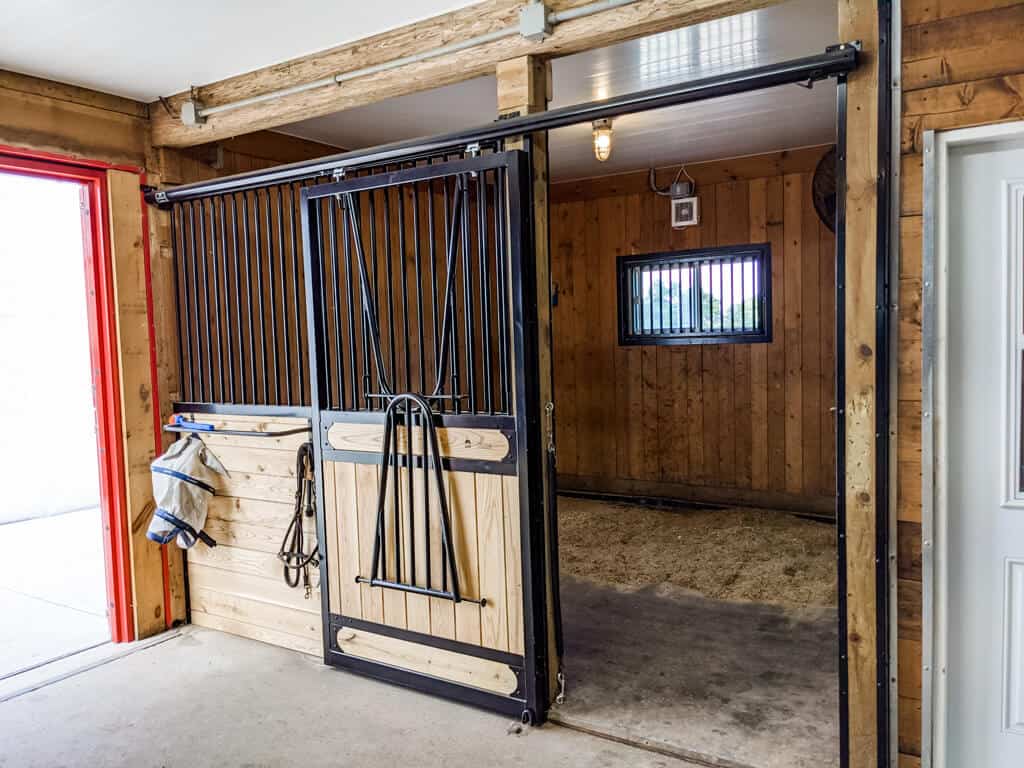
[{"xmin": 553, "ymin": 496, "xmax": 840, "ymax": 768}]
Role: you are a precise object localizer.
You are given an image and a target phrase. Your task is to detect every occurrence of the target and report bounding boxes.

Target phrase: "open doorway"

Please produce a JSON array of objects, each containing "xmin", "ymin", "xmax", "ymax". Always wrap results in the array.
[{"xmin": 0, "ymin": 155, "xmax": 129, "ymax": 679}]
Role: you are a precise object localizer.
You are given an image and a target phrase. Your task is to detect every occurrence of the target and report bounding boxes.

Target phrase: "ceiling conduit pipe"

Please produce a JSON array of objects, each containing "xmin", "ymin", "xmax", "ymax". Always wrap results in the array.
[{"xmin": 183, "ymin": 0, "xmax": 642, "ymax": 124}]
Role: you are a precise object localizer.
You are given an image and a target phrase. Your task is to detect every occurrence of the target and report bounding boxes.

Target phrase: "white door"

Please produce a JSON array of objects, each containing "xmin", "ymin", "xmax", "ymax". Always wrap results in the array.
[{"xmin": 945, "ymin": 134, "xmax": 1024, "ymax": 767}]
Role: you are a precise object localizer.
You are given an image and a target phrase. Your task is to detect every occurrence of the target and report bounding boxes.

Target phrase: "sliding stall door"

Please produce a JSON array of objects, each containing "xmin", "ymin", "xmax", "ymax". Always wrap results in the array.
[{"xmin": 301, "ymin": 151, "xmax": 553, "ymax": 720}]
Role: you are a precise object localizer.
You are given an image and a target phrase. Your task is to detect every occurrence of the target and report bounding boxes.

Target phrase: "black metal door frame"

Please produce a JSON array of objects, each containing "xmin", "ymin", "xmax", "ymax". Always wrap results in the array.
[{"xmin": 299, "ymin": 150, "xmax": 550, "ymax": 720}]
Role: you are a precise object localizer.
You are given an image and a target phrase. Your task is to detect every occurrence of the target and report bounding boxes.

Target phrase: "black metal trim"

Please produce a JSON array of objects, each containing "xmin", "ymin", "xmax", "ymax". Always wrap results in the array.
[
  {"xmin": 874, "ymin": 3, "xmax": 894, "ymax": 765},
  {"xmin": 324, "ymin": 648, "xmax": 526, "ymax": 716},
  {"xmin": 319, "ymin": 409, "xmax": 516, "ymax": 432},
  {"xmin": 508, "ymin": 145, "xmax": 551, "ymax": 723},
  {"xmin": 330, "ymin": 614, "xmax": 524, "ymax": 667},
  {"xmin": 834, "ymin": 74, "xmax": 851, "ymax": 768},
  {"xmin": 173, "ymin": 401, "xmax": 313, "ymax": 418},
  {"xmin": 321, "ymin": 447, "xmax": 517, "ymax": 476},
  {"xmin": 145, "ymin": 46, "xmax": 859, "ymax": 206}
]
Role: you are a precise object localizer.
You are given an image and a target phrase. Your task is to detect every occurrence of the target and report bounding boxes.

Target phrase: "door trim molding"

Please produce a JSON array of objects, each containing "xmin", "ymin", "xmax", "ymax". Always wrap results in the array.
[{"xmin": 921, "ymin": 119, "xmax": 1024, "ymax": 768}]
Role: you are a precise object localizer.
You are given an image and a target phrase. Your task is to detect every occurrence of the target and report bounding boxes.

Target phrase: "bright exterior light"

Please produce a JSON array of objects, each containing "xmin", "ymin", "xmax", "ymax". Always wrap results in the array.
[{"xmin": 592, "ymin": 119, "xmax": 613, "ymax": 162}]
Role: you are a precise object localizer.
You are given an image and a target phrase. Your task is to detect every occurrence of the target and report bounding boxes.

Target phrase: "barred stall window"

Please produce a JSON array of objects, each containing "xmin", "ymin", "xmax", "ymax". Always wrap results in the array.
[{"xmin": 617, "ymin": 243, "xmax": 772, "ymax": 346}]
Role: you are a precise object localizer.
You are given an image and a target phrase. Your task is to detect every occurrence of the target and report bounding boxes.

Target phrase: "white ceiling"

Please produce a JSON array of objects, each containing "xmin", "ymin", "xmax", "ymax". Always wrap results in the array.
[
  {"xmin": 280, "ymin": 0, "xmax": 838, "ymax": 180},
  {"xmin": 0, "ymin": 0, "xmax": 477, "ymax": 101}
]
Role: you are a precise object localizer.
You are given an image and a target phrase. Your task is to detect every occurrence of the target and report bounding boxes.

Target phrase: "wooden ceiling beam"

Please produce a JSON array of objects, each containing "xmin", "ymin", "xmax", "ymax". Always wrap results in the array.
[{"xmin": 150, "ymin": 0, "xmax": 781, "ymax": 148}]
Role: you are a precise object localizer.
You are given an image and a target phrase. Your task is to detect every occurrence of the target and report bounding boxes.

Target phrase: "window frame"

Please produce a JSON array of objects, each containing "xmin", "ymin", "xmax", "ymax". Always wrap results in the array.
[{"xmin": 616, "ymin": 242, "xmax": 773, "ymax": 347}]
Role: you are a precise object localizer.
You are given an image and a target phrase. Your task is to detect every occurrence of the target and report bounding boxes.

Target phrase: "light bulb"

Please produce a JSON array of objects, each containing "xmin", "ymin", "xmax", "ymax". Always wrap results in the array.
[{"xmin": 592, "ymin": 119, "xmax": 613, "ymax": 162}]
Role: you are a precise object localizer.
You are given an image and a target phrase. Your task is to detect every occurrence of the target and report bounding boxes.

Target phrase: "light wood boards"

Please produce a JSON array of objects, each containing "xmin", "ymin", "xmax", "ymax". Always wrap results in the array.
[
  {"xmin": 336, "ymin": 627, "xmax": 518, "ymax": 695},
  {"xmin": 150, "ymin": 0, "xmax": 783, "ymax": 147},
  {"xmin": 840, "ymin": 1, "xmax": 880, "ymax": 765},
  {"xmin": 322, "ymin": 460, "xmax": 523, "ymax": 653},
  {"xmin": 326, "ymin": 422, "xmax": 511, "ymax": 462},
  {"xmin": 549, "ymin": 149, "xmax": 836, "ymax": 511},
  {"xmin": 180, "ymin": 414, "xmax": 321, "ymax": 655},
  {"xmin": 107, "ymin": 169, "xmax": 166, "ymax": 638}
]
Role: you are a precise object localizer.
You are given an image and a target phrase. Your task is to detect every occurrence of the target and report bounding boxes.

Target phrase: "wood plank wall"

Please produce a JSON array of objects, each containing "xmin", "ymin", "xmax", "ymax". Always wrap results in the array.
[
  {"xmin": 896, "ymin": 1, "xmax": 1024, "ymax": 764},
  {"xmin": 549, "ymin": 146, "xmax": 837, "ymax": 514},
  {"xmin": 181, "ymin": 413, "xmax": 322, "ymax": 655},
  {"xmin": 322, "ymin": 460, "xmax": 524, "ymax": 654}
]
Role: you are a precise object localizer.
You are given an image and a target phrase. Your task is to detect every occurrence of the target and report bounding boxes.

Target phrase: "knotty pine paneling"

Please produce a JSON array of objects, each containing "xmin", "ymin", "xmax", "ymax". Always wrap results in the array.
[{"xmin": 550, "ymin": 148, "xmax": 837, "ymax": 514}]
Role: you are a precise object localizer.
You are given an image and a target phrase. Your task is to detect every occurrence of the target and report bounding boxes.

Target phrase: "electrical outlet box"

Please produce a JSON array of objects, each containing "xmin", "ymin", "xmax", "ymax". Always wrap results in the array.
[
  {"xmin": 519, "ymin": 2, "xmax": 551, "ymax": 42},
  {"xmin": 671, "ymin": 196, "xmax": 700, "ymax": 228}
]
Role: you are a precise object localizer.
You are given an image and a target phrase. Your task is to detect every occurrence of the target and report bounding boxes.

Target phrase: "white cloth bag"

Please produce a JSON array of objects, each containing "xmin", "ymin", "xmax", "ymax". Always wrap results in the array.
[{"xmin": 146, "ymin": 435, "xmax": 228, "ymax": 549}]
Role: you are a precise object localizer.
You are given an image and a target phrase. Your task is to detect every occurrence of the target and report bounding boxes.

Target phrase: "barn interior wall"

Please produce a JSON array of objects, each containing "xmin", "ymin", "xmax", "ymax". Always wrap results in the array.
[
  {"xmin": 896, "ymin": 1, "xmax": 1024, "ymax": 766},
  {"xmin": 0, "ymin": 68, "xmax": 339, "ymax": 636},
  {"xmin": 549, "ymin": 145, "xmax": 837, "ymax": 514}
]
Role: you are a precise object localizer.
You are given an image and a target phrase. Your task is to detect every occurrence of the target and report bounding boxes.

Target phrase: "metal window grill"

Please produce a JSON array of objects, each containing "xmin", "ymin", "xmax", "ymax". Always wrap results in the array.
[{"xmin": 617, "ymin": 243, "xmax": 772, "ymax": 346}]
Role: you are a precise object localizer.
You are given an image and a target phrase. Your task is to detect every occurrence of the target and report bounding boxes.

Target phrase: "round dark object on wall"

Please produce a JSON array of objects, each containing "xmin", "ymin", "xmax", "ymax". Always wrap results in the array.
[{"xmin": 812, "ymin": 147, "xmax": 837, "ymax": 233}]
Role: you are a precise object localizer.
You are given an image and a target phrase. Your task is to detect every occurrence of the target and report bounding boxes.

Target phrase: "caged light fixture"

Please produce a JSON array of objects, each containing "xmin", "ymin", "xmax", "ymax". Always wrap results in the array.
[{"xmin": 592, "ymin": 118, "xmax": 614, "ymax": 162}]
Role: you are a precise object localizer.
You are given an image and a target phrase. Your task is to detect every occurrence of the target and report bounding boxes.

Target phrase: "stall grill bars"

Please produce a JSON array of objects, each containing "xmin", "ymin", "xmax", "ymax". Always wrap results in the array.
[{"xmin": 168, "ymin": 145, "xmax": 507, "ymax": 408}]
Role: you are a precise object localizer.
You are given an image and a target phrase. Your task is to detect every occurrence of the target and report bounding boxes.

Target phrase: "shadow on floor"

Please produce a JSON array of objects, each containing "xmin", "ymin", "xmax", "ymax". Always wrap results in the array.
[{"xmin": 554, "ymin": 576, "xmax": 839, "ymax": 768}]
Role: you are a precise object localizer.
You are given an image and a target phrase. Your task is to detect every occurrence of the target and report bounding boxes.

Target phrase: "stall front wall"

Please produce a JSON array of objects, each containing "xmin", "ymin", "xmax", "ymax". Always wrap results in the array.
[
  {"xmin": 897, "ymin": 1, "xmax": 1024, "ymax": 766},
  {"xmin": 550, "ymin": 145, "xmax": 837, "ymax": 514}
]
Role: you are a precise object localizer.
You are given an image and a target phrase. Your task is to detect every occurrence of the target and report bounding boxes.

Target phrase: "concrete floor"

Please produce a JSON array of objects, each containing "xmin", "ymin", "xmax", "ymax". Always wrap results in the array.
[
  {"xmin": 0, "ymin": 508, "xmax": 109, "ymax": 678},
  {"xmin": 1, "ymin": 626, "xmax": 700, "ymax": 768},
  {"xmin": 553, "ymin": 576, "xmax": 839, "ymax": 768}
]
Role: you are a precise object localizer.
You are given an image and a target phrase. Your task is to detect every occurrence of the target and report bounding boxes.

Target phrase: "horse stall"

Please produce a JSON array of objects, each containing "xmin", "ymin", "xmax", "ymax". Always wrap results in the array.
[{"xmin": 143, "ymin": 3, "xmax": 863, "ymax": 766}]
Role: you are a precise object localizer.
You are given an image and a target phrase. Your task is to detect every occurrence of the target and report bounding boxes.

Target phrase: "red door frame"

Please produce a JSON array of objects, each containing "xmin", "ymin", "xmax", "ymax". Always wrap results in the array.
[{"xmin": 0, "ymin": 146, "xmax": 167, "ymax": 642}]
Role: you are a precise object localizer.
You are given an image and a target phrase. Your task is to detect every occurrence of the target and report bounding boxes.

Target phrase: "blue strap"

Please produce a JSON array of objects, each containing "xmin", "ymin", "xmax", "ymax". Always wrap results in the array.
[
  {"xmin": 152, "ymin": 466, "xmax": 215, "ymax": 495},
  {"xmin": 151, "ymin": 508, "xmax": 216, "ymax": 548}
]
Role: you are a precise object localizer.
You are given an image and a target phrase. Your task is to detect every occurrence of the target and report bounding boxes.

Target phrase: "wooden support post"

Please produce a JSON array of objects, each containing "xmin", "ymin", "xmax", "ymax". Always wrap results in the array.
[
  {"xmin": 839, "ymin": 0, "xmax": 881, "ymax": 765},
  {"xmin": 496, "ymin": 55, "xmax": 561, "ymax": 701},
  {"xmin": 107, "ymin": 169, "xmax": 172, "ymax": 637}
]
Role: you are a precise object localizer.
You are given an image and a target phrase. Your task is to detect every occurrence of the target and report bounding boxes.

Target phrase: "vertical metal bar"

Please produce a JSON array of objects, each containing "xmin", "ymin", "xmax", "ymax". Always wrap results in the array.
[
  {"xmin": 328, "ymin": 196, "xmax": 344, "ymax": 409},
  {"xmin": 718, "ymin": 259, "xmax": 724, "ymax": 331},
  {"xmin": 413, "ymin": 183, "xmax": 427, "ymax": 395},
  {"xmin": 263, "ymin": 190, "xmax": 280, "ymax": 404},
  {"xmin": 277, "ymin": 186, "xmax": 292, "ymax": 406},
  {"xmin": 171, "ymin": 205, "xmax": 193, "ymax": 402},
  {"xmin": 342, "ymin": 195, "xmax": 359, "ymax": 409},
  {"xmin": 383, "ymin": 186, "xmax": 397, "ymax": 387},
  {"xmin": 217, "ymin": 197, "xmax": 235, "ymax": 401},
  {"xmin": 477, "ymin": 171, "xmax": 493, "ymax": 412},
  {"xmin": 398, "ymin": 184, "xmax": 412, "ymax": 392},
  {"xmin": 392, "ymin": 408, "xmax": 401, "ymax": 582},
  {"xmin": 494, "ymin": 166, "xmax": 510, "ymax": 414},
  {"xmin": 241, "ymin": 192, "xmax": 257, "ymax": 401},
  {"xmin": 207, "ymin": 198, "xmax": 226, "ymax": 401},
  {"xmin": 195, "ymin": 200, "xmax": 213, "ymax": 400},
  {"xmin": 289, "ymin": 183, "xmax": 306, "ymax": 405},
  {"xmin": 299, "ymin": 187, "xmax": 334, "ymax": 658},
  {"xmin": 406, "ymin": 404, "xmax": 415, "ymax": 585},
  {"xmin": 461, "ymin": 175, "xmax": 476, "ymax": 412},
  {"xmin": 429, "ymin": 180, "xmax": 442, "ymax": 408},
  {"xmin": 252, "ymin": 190, "xmax": 269, "ymax": 403},
  {"xmin": 421, "ymin": 416, "xmax": 430, "ymax": 591},
  {"xmin": 358, "ymin": 194, "xmax": 372, "ymax": 409},
  {"xmin": 445, "ymin": 179, "xmax": 461, "ymax": 413},
  {"xmin": 230, "ymin": 195, "xmax": 246, "ymax": 403}
]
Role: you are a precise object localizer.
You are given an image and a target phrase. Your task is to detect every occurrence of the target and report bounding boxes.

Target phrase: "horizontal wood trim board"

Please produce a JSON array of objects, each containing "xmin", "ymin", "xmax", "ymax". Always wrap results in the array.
[
  {"xmin": 150, "ymin": 0, "xmax": 783, "ymax": 147},
  {"xmin": 326, "ymin": 422, "xmax": 512, "ymax": 461},
  {"xmin": 335, "ymin": 626, "xmax": 519, "ymax": 695}
]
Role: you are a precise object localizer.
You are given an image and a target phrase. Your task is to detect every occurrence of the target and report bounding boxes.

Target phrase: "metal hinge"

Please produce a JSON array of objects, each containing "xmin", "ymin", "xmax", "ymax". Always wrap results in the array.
[
  {"xmin": 555, "ymin": 669, "xmax": 566, "ymax": 705},
  {"xmin": 466, "ymin": 141, "xmax": 481, "ymax": 157}
]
